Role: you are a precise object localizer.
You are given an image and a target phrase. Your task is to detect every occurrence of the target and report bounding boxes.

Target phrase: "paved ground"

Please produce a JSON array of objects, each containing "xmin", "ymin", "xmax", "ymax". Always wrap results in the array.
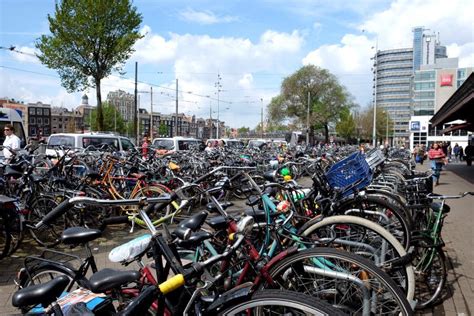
[{"xmin": 1, "ymin": 163, "xmax": 473, "ymax": 315}]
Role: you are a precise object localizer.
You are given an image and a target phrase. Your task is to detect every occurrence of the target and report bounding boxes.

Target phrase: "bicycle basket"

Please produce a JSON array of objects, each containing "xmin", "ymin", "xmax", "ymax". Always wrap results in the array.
[{"xmin": 325, "ymin": 152, "xmax": 372, "ymax": 197}]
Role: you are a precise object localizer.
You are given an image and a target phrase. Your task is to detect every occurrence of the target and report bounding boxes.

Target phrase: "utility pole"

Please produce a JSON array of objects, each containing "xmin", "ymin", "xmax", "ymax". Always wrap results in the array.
[
  {"xmin": 260, "ymin": 98, "xmax": 264, "ymax": 139},
  {"xmin": 175, "ymin": 79, "xmax": 178, "ymax": 137},
  {"xmin": 386, "ymin": 112, "xmax": 389, "ymax": 145},
  {"xmin": 134, "ymin": 62, "xmax": 138, "ymax": 144},
  {"xmin": 372, "ymin": 39, "xmax": 378, "ymax": 147},
  {"xmin": 307, "ymin": 91, "xmax": 310, "ymax": 145},
  {"xmin": 150, "ymin": 86, "xmax": 153, "ymax": 139},
  {"xmin": 215, "ymin": 73, "xmax": 222, "ymax": 138}
]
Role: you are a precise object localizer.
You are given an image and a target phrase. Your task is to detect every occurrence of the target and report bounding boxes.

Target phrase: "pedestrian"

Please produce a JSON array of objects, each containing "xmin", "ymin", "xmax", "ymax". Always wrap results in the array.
[
  {"xmin": 412, "ymin": 145, "xmax": 419, "ymax": 162},
  {"xmin": 453, "ymin": 143, "xmax": 460, "ymax": 163},
  {"xmin": 428, "ymin": 143, "xmax": 446, "ymax": 186},
  {"xmin": 447, "ymin": 144, "xmax": 452, "ymax": 162},
  {"xmin": 141, "ymin": 136, "xmax": 149, "ymax": 159},
  {"xmin": 2, "ymin": 123, "xmax": 21, "ymax": 161},
  {"xmin": 465, "ymin": 143, "xmax": 474, "ymax": 166},
  {"xmin": 417, "ymin": 145, "xmax": 426, "ymax": 165},
  {"xmin": 459, "ymin": 146, "xmax": 464, "ymax": 161}
]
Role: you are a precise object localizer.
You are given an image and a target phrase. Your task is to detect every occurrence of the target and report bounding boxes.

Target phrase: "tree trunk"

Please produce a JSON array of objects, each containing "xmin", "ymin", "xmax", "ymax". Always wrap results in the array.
[
  {"xmin": 324, "ymin": 123, "xmax": 329, "ymax": 144},
  {"xmin": 309, "ymin": 125, "xmax": 315, "ymax": 146},
  {"xmin": 95, "ymin": 79, "xmax": 104, "ymax": 131}
]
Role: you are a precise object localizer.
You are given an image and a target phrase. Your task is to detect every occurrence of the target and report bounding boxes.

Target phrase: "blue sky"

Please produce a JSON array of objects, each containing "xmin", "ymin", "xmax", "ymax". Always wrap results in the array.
[{"xmin": 1, "ymin": 0, "xmax": 473, "ymax": 128}]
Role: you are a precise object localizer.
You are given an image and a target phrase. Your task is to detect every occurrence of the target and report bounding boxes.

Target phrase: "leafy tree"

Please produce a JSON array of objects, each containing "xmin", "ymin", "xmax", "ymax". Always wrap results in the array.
[
  {"xmin": 158, "ymin": 123, "xmax": 168, "ymax": 136},
  {"xmin": 88, "ymin": 102, "xmax": 126, "ymax": 133},
  {"xmin": 268, "ymin": 65, "xmax": 353, "ymax": 144},
  {"xmin": 355, "ymin": 106, "xmax": 393, "ymax": 144},
  {"xmin": 237, "ymin": 126, "xmax": 250, "ymax": 134},
  {"xmin": 36, "ymin": 0, "xmax": 143, "ymax": 131},
  {"xmin": 336, "ymin": 106, "xmax": 356, "ymax": 142}
]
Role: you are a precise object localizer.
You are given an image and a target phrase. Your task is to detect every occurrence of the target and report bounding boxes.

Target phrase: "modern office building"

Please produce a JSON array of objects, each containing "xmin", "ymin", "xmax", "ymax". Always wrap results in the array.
[
  {"xmin": 374, "ymin": 27, "xmax": 450, "ymax": 146},
  {"xmin": 374, "ymin": 48, "xmax": 413, "ymax": 144}
]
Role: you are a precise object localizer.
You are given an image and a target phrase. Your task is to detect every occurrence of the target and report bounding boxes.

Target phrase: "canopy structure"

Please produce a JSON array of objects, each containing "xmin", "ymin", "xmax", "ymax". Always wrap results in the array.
[{"xmin": 430, "ymin": 73, "xmax": 474, "ymax": 131}]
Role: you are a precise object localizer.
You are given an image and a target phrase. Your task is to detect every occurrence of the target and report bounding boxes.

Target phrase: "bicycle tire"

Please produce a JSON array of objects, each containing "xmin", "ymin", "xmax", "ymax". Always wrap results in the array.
[
  {"xmin": 336, "ymin": 195, "xmax": 412, "ymax": 249},
  {"xmin": 218, "ymin": 289, "xmax": 346, "ymax": 315},
  {"xmin": 0, "ymin": 211, "xmax": 11, "ymax": 260},
  {"xmin": 28, "ymin": 195, "xmax": 63, "ymax": 248},
  {"xmin": 412, "ymin": 237, "xmax": 447, "ymax": 309},
  {"xmin": 300, "ymin": 215, "xmax": 416, "ymax": 302},
  {"xmin": 262, "ymin": 247, "xmax": 413, "ymax": 315}
]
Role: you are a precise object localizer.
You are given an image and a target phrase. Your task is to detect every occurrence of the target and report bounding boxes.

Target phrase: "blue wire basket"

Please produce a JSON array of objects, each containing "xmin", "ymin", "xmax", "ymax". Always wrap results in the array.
[{"xmin": 325, "ymin": 152, "xmax": 372, "ymax": 197}]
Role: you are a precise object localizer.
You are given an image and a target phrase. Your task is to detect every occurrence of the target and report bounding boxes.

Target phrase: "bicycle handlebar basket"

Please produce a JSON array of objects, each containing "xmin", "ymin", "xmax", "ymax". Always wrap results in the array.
[{"xmin": 325, "ymin": 152, "xmax": 372, "ymax": 197}]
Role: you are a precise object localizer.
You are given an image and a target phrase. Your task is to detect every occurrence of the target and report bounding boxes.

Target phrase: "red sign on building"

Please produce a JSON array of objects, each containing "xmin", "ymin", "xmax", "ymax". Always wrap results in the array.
[{"xmin": 440, "ymin": 74, "xmax": 453, "ymax": 86}]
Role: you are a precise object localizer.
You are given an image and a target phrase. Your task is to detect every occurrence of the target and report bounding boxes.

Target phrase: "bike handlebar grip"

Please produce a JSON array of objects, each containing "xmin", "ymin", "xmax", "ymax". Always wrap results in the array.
[
  {"xmin": 37, "ymin": 199, "xmax": 73, "ymax": 227},
  {"xmin": 158, "ymin": 274, "xmax": 185, "ymax": 295},
  {"xmin": 152, "ymin": 192, "xmax": 178, "ymax": 214}
]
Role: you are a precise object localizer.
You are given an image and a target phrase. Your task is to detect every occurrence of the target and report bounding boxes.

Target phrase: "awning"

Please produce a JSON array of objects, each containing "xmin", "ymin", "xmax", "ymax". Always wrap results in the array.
[
  {"xmin": 441, "ymin": 123, "xmax": 472, "ymax": 134},
  {"xmin": 430, "ymin": 73, "xmax": 474, "ymax": 130}
]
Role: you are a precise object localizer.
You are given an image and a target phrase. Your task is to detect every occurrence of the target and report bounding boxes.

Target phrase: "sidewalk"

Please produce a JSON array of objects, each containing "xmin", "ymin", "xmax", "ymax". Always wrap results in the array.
[{"xmin": 420, "ymin": 162, "xmax": 474, "ymax": 315}]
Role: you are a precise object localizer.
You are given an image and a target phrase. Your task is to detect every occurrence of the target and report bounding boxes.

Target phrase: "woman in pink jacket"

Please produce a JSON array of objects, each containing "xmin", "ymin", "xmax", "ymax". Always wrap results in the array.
[{"xmin": 428, "ymin": 143, "xmax": 446, "ymax": 186}]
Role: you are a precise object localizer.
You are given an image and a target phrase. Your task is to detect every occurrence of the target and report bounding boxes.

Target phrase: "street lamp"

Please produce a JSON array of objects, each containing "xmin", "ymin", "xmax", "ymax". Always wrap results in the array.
[
  {"xmin": 260, "ymin": 98, "xmax": 264, "ymax": 139},
  {"xmin": 215, "ymin": 74, "xmax": 222, "ymax": 138},
  {"xmin": 372, "ymin": 40, "xmax": 378, "ymax": 147}
]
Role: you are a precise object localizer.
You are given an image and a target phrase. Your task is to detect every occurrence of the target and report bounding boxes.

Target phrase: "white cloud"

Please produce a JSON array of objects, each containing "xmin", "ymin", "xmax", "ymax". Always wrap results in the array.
[
  {"xmin": 238, "ymin": 74, "xmax": 254, "ymax": 88},
  {"xmin": 302, "ymin": 0, "xmax": 474, "ymax": 108},
  {"xmin": 179, "ymin": 8, "xmax": 238, "ymax": 25},
  {"xmin": 132, "ymin": 26, "xmax": 177, "ymax": 63}
]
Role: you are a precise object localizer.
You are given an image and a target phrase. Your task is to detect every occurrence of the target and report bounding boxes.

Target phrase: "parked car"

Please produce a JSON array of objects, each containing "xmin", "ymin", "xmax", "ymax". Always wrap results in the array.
[
  {"xmin": 152, "ymin": 136, "xmax": 203, "ymax": 153},
  {"xmin": 46, "ymin": 132, "xmax": 135, "ymax": 157},
  {"xmin": 206, "ymin": 138, "xmax": 244, "ymax": 149}
]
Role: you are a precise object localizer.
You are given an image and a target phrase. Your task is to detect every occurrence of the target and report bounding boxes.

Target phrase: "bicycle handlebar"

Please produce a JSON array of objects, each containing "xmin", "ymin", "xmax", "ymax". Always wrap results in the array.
[
  {"xmin": 36, "ymin": 195, "xmax": 174, "ymax": 228},
  {"xmin": 426, "ymin": 192, "xmax": 474, "ymax": 200}
]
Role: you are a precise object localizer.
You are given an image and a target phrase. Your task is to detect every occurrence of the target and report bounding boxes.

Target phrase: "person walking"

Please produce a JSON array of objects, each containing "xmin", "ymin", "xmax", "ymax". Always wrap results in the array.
[
  {"xmin": 459, "ymin": 146, "xmax": 464, "ymax": 161},
  {"xmin": 2, "ymin": 123, "xmax": 21, "ymax": 161},
  {"xmin": 141, "ymin": 136, "xmax": 150, "ymax": 160},
  {"xmin": 418, "ymin": 144, "xmax": 426, "ymax": 165},
  {"xmin": 428, "ymin": 143, "xmax": 446, "ymax": 186},
  {"xmin": 465, "ymin": 143, "xmax": 474, "ymax": 166},
  {"xmin": 453, "ymin": 143, "xmax": 460, "ymax": 163}
]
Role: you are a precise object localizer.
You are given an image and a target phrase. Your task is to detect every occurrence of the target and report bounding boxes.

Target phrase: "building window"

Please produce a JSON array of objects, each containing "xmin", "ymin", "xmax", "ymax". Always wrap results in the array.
[
  {"xmin": 44, "ymin": 118, "xmax": 50, "ymax": 125},
  {"xmin": 30, "ymin": 117, "xmax": 36, "ymax": 124},
  {"xmin": 44, "ymin": 108, "xmax": 50, "ymax": 116},
  {"xmin": 29, "ymin": 108, "xmax": 35, "ymax": 114},
  {"xmin": 37, "ymin": 118, "xmax": 43, "ymax": 125},
  {"xmin": 36, "ymin": 108, "xmax": 42, "ymax": 115}
]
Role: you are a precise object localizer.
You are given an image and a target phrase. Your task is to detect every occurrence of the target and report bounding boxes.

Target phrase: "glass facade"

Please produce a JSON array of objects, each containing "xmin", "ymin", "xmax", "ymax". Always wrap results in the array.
[{"xmin": 412, "ymin": 27, "xmax": 424, "ymax": 71}]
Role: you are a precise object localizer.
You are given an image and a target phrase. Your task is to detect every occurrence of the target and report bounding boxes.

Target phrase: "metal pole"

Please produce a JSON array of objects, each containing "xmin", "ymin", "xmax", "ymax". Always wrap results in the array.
[
  {"xmin": 386, "ymin": 113, "xmax": 388, "ymax": 144},
  {"xmin": 175, "ymin": 79, "xmax": 178, "ymax": 137},
  {"xmin": 134, "ymin": 62, "xmax": 138, "ymax": 144},
  {"xmin": 307, "ymin": 91, "xmax": 310, "ymax": 144},
  {"xmin": 150, "ymin": 86, "xmax": 153, "ymax": 139},
  {"xmin": 216, "ymin": 73, "xmax": 221, "ymax": 139},
  {"xmin": 372, "ymin": 39, "xmax": 378, "ymax": 147},
  {"xmin": 260, "ymin": 98, "xmax": 264, "ymax": 139}
]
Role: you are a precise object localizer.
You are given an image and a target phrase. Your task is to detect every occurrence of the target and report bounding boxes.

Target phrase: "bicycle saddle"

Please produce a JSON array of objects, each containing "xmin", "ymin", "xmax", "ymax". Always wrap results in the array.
[
  {"xmin": 176, "ymin": 231, "xmax": 213, "ymax": 248},
  {"xmin": 206, "ymin": 215, "xmax": 228, "ymax": 230},
  {"xmin": 88, "ymin": 268, "xmax": 140, "ymax": 293},
  {"xmin": 178, "ymin": 211, "xmax": 208, "ymax": 231},
  {"xmin": 206, "ymin": 201, "xmax": 234, "ymax": 212},
  {"xmin": 12, "ymin": 275, "xmax": 69, "ymax": 308},
  {"xmin": 61, "ymin": 227, "xmax": 102, "ymax": 245},
  {"xmin": 3, "ymin": 165, "xmax": 23, "ymax": 178}
]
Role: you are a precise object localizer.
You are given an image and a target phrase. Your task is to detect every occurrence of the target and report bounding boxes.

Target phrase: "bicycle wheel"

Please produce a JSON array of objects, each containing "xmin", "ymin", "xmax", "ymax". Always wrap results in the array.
[
  {"xmin": 218, "ymin": 289, "xmax": 345, "ymax": 315},
  {"xmin": 299, "ymin": 215, "xmax": 416, "ymax": 303},
  {"xmin": 262, "ymin": 248, "xmax": 413, "ymax": 315},
  {"xmin": 336, "ymin": 196, "xmax": 412, "ymax": 249},
  {"xmin": 412, "ymin": 237, "xmax": 447, "ymax": 309},
  {"xmin": 0, "ymin": 211, "xmax": 11, "ymax": 260},
  {"xmin": 28, "ymin": 195, "xmax": 64, "ymax": 247}
]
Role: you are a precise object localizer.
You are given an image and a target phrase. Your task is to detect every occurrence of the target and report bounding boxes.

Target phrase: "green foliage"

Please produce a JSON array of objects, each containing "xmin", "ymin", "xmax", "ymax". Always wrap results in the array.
[
  {"xmin": 158, "ymin": 123, "xmax": 168, "ymax": 136},
  {"xmin": 36, "ymin": 0, "xmax": 143, "ymax": 131},
  {"xmin": 336, "ymin": 106, "xmax": 356, "ymax": 141},
  {"xmin": 268, "ymin": 65, "xmax": 354, "ymax": 143},
  {"xmin": 237, "ymin": 126, "xmax": 250, "ymax": 134},
  {"xmin": 354, "ymin": 106, "xmax": 393, "ymax": 143},
  {"xmin": 87, "ymin": 102, "xmax": 126, "ymax": 133}
]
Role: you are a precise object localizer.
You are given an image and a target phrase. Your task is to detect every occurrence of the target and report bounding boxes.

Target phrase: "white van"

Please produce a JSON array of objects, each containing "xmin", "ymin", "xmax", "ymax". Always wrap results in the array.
[
  {"xmin": 0, "ymin": 108, "xmax": 27, "ymax": 158},
  {"xmin": 46, "ymin": 132, "xmax": 136, "ymax": 157},
  {"xmin": 152, "ymin": 136, "xmax": 202, "ymax": 153}
]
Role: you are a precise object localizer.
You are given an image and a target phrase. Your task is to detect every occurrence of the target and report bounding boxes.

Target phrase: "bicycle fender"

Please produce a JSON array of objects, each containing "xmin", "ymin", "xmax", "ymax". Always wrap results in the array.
[{"xmin": 205, "ymin": 282, "xmax": 253, "ymax": 314}]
